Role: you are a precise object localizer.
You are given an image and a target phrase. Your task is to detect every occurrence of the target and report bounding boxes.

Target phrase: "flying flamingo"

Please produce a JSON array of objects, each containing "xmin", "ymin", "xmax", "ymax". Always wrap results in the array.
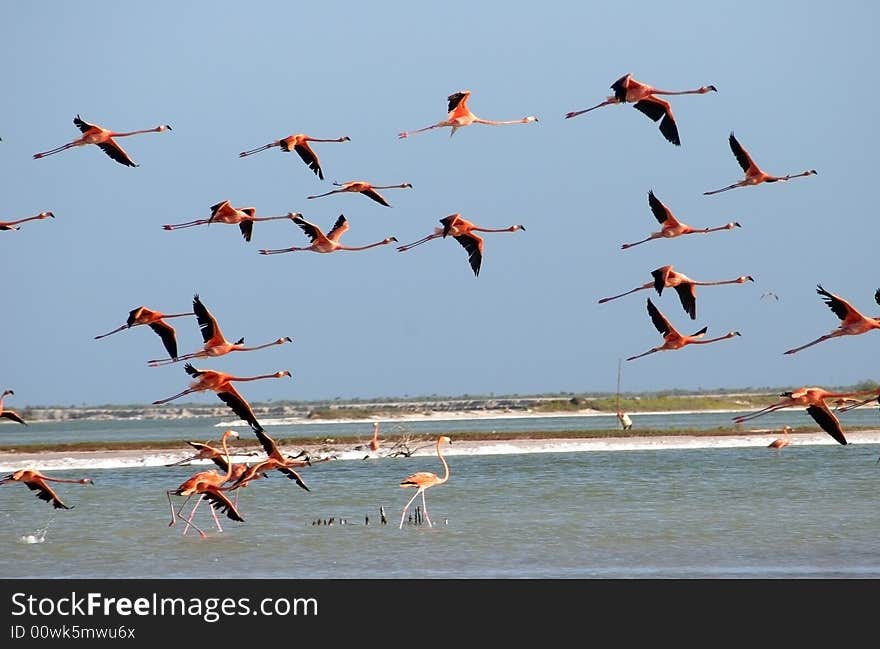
[
  {"xmin": 148, "ymin": 294, "xmax": 292, "ymax": 366},
  {"xmin": 768, "ymin": 426, "xmax": 793, "ymax": 452},
  {"xmin": 95, "ymin": 305, "xmax": 195, "ymax": 361},
  {"xmin": 732, "ymin": 387, "xmax": 879, "ymax": 445},
  {"xmin": 306, "ymin": 180, "xmax": 412, "ymax": 207},
  {"xmin": 626, "ymin": 298, "xmax": 741, "ymax": 361},
  {"xmin": 399, "ymin": 435, "xmax": 452, "ymax": 529},
  {"xmin": 167, "ymin": 430, "xmax": 244, "ymax": 537},
  {"xmin": 152, "ymin": 363, "xmax": 291, "ymax": 433},
  {"xmin": 704, "ymin": 132, "xmax": 817, "ymax": 195},
  {"xmin": 229, "ymin": 428, "xmax": 311, "ymax": 492},
  {"xmin": 598, "ymin": 265, "xmax": 754, "ymax": 320},
  {"xmin": 163, "ymin": 201, "xmax": 302, "ymax": 242},
  {"xmin": 1, "ymin": 469, "xmax": 92, "ymax": 509},
  {"xmin": 1, "ymin": 211, "xmax": 54, "ymax": 231},
  {"xmin": 783, "ymin": 285, "xmax": 880, "ymax": 355},
  {"xmin": 33, "ymin": 115, "xmax": 171, "ymax": 167},
  {"xmin": 622, "ymin": 190, "xmax": 741, "ymax": 250},
  {"xmin": 238, "ymin": 133, "xmax": 351, "ymax": 180},
  {"xmin": 0, "ymin": 389, "xmax": 27, "ymax": 425},
  {"xmin": 398, "ymin": 90, "xmax": 538, "ymax": 139},
  {"xmin": 258, "ymin": 214, "xmax": 397, "ymax": 255},
  {"xmin": 564, "ymin": 73, "xmax": 716, "ymax": 146},
  {"xmin": 396, "ymin": 213, "xmax": 526, "ymax": 277}
]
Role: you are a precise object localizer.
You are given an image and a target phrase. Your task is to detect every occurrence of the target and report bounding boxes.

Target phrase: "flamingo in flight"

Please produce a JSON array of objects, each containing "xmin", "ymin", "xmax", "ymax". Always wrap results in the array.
[
  {"xmin": 148, "ymin": 294, "xmax": 292, "ymax": 366},
  {"xmin": 306, "ymin": 180, "xmax": 412, "ymax": 207},
  {"xmin": 1, "ymin": 211, "xmax": 54, "ymax": 231},
  {"xmin": 152, "ymin": 363, "xmax": 291, "ymax": 433},
  {"xmin": 626, "ymin": 298, "xmax": 741, "ymax": 361},
  {"xmin": 704, "ymin": 133, "xmax": 817, "ymax": 195},
  {"xmin": 622, "ymin": 190, "xmax": 741, "ymax": 250},
  {"xmin": 732, "ymin": 387, "xmax": 879, "ymax": 445},
  {"xmin": 784, "ymin": 285, "xmax": 880, "ymax": 355},
  {"xmin": 258, "ymin": 214, "xmax": 397, "ymax": 255},
  {"xmin": 33, "ymin": 115, "xmax": 171, "ymax": 167},
  {"xmin": 163, "ymin": 201, "xmax": 301, "ymax": 242},
  {"xmin": 0, "ymin": 390, "xmax": 27, "ymax": 425},
  {"xmin": 230, "ymin": 428, "xmax": 312, "ymax": 492},
  {"xmin": 167, "ymin": 430, "xmax": 244, "ymax": 537},
  {"xmin": 399, "ymin": 435, "xmax": 452, "ymax": 529},
  {"xmin": 238, "ymin": 133, "xmax": 351, "ymax": 180},
  {"xmin": 396, "ymin": 213, "xmax": 525, "ymax": 277},
  {"xmin": 94, "ymin": 306, "xmax": 195, "ymax": 361},
  {"xmin": 564, "ymin": 73, "xmax": 717, "ymax": 146},
  {"xmin": 398, "ymin": 90, "xmax": 538, "ymax": 139},
  {"xmin": 1, "ymin": 469, "xmax": 92, "ymax": 509},
  {"xmin": 598, "ymin": 265, "xmax": 754, "ymax": 320}
]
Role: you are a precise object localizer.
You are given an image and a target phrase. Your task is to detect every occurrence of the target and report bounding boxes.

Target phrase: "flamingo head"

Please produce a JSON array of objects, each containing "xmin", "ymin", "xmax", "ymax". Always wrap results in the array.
[
  {"xmin": 730, "ymin": 222, "xmax": 742, "ymax": 229},
  {"xmin": 702, "ymin": 85, "xmax": 718, "ymax": 93},
  {"xmin": 157, "ymin": 124, "xmax": 172, "ymax": 132},
  {"xmin": 276, "ymin": 370, "xmax": 292, "ymax": 378},
  {"xmin": 439, "ymin": 435, "xmax": 452, "ymax": 445},
  {"xmin": 286, "ymin": 212, "xmax": 303, "ymax": 220},
  {"xmin": 40, "ymin": 211, "xmax": 55, "ymax": 219},
  {"xmin": 523, "ymin": 115, "xmax": 539, "ymax": 123},
  {"xmin": 512, "ymin": 224, "xmax": 526, "ymax": 232},
  {"xmin": 79, "ymin": 478, "xmax": 94, "ymax": 485},
  {"xmin": 741, "ymin": 276, "xmax": 755, "ymax": 283}
]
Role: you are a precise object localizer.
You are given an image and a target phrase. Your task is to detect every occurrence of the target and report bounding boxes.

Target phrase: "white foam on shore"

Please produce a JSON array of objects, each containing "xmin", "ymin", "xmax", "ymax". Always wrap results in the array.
[{"xmin": 2, "ymin": 431, "xmax": 879, "ymax": 472}]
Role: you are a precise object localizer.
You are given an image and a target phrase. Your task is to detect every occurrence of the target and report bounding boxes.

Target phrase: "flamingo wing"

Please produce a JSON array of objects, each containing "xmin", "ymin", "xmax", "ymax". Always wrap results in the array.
[
  {"xmin": 277, "ymin": 466, "xmax": 311, "ymax": 492},
  {"xmin": 452, "ymin": 233, "xmax": 484, "ymax": 277},
  {"xmin": 97, "ymin": 139, "xmax": 137, "ymax": 167},
  {"xmin": 610, "ymin": 74, "xmax": 631, "ymax": 101},
  {"xmin": 440, "ymin": 214, "xmax": 464, "ymax": 236},
  {"xmin": 633, "ymin": 97, "xmax": 679, "ymax": 145},
  {"xmin": 646, "ymin": 298, "xmax": 673, "ymax": 336},
  {"xmin": 254, "ymin": 428, "xmax": 281, "ymax": 459},
  {"xmin": 0, "ymin": 411, "xmax": 27, "ymax": 425},
  {"xmin": 183, "ymin": 362, "xmax": 204, "ymax": 379},
  {"xmin": 647, "ymin": 191, "xmax": 679, "ymax": 227},
  {"xmin": 148, "ymin": 320, "xmax": 179, "ymax": 360},
  {"xmin": 293, "ymin": 142, "xmax": 323, "ymax": 180},
  {"xmin": 447, "ymin": 91, "xmax": 470, "ymax": 114},
  {"xmin": 238, "ymin": 220, "xmax": 254, "ymax": 242},
  {"xmin": 73, "ymin": 115, "xmax": 97, "ymax": 133},
  {"xmin": 805, "ymin": 403, "xmax": 848, "ymax": 445},
  {"xmin": 216, "ymin": 386, "xmax": 262, "ymax": 433},
  {"xmin": 400, "ymin": 471, "xmax": 439, "ymax": 488},
  {"xmin": 208, "ymin": 200, "xmax": 235, "ymax": 223},
  {"xmin": 651, "ymin": 266, "xmax": 673, "ymax": 295},
  {"xmin": 201, "ymin": 486, "xmax": 245, "ymax": 522},
  {"xmin": 325, "ymin": 214, "xmax": 349, "ymax": 242},
  {"xmin": 126, "ymin": 306, "xmax": 148, "ymax": 327},
  {"xmin": 673, "ymin": 283, "xmax": 698, "ymax": 320},
  {"xmin": 192, "ymin": 294, "xmax": 224, "ymax": 345},
  {"xmin": 728, "ymin": 133, "xmax": 757, "ymax": 174},
  {"xmin": 816, "ymin": 285, "xmax": 859, "ymax": 322},
  {"xmin": 24, "ymin": 478, "xmax": 71, "ymax": 509},
  {"xmin": 292, "ymin": 216, "xmax": 327, "ymax": 244},
  {"xmin": 874, "ymin": 288, "xmax": 880, "ymax": 307},
  {"xmin": 360, "ymin": 187, "xmax": 391, "ymax": 207}
]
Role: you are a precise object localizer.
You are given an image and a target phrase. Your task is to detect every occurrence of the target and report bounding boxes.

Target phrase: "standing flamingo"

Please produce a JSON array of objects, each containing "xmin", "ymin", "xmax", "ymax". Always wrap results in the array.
[
  {"xmin": 564, "ymin": 73, "xmax": 716, "ymax": 145},
  {"xmin": 306, "ymin": 180, "xmax": 412, "ymax": 207},
  {"xmin": 0, "ymin": 389, "xmax": 27, "ymax": 425},
  {"xmin": 238, "ymin": 133, "xmax": 351, "ymax": 180},
  {"xmin": 783, "ymin": 285, "xmax": 880, "ymax": 355},
  {"xmin": 622, "ymin": 190, "xmax": 741, "ymax": 249},
  {"xmin": 396, "ymin": 213, "xmax": 526, "ymax": 277},
  {"xmin": 598, "ymin": 265, "xmax": 754, "ymax": 320},
  {"xmin": 627, "ymin": 298, "xmax": 740, "ymax": 361},
  {"xmin": 768, "ymin": 426, "xmax": 793, "ymax": 452},
  {"xmin": 704, "ymin": 133, "xmax": 817, "ymax": 195},
  {"xmin": 167, "ymin": 430, "xmax": 244, "ymax": 537},
  {"xmin": 95, "ymin": 306, "xmax": 194, "ymax": 361},
  {"xmin": 258, "ymin": 214, "xmax": 397, "ymax": 255},
  {"xmin": 152, "ymin": 363, "xmax": 291, "ymax": 433},
  {"xmin": 732, "ymin": 387, "xmax": 878, "ymax": 445},
  {"xmin": 399, "ymin": 90, "xmax": 538, "ymax": 139},
  {"xmin": 148, "ymin": 294, "xmax": 292, "ymax": 365},
  {"xmin": 0, "ymin": 211, "xmax": 54, "ymax": 231},
  {"xmin": 229, "ymin": 429, "xmax": 311, "ymax": 492},
  {"xmin": 163, "ymin": 201, "xmax": 301, "ymax": 242},
  {"xmin": 33, "ymin": 115, "xmax": 171, "ymax": 167},
  {"xmin": 1, "ymin": 469, "xmax": 92, "ymax": 509},
  {"xmin": 399, "ymin": 435, "xmax": 452, "ymax": 529}
]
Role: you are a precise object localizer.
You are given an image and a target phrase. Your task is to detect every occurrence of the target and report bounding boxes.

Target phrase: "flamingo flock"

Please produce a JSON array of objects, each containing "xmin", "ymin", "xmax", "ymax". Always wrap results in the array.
[{"xmin": 3, "ymin": 69, "xmax": 874, "ymax": 538}]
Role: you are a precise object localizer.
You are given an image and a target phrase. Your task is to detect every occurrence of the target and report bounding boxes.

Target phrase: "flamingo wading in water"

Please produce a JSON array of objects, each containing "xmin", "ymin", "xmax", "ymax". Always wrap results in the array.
[
  {"xmin": 704, "ymin": 133, "xmax": 817, "ymax": 195},
  {"xmin": 33, "ymin": 115, "xmax": 171, "ymax": 167},
  {"xmin": 239, "ymin": 133, "xmax": 351, "ymax": 180},
  {"xmin": 598, "ymin": 265, "xmax": 754, "ymax": 320},
  {"xmin": 564, "ymin": 73, "xmax": 716, "ymax": 146},
  {"xmin": 627, "ymin": 298, "xmax": 740, "ymax": 361},
  {"xmin": 399, "ymin": 435, "xmax": 452, "ymax": 529},
  {"xmin": 148, "ymin": 294, "xmax": 292, "ymax": 366},
  {"xmin": 399, "ymin": 90, "xmax": 538, "ymax": 139},
  {"xmin": 259, "ymin": 214, "xmax": 397, "ymax": 255},
  {"xmin": 622, "ymin": 190, "xmax": 740, "ymax": 250},
  {"xmin": 397, "ymin": 213, "xmax": 525, "ymax": 277},
  {"xmin": 162, "ymin": 201, "xmax": 301, "ymax": 242},
  {"xmin": 783, "ymin": 285, "xmax": 880, "ymax": 355},
  {"xmin": 1, "ymin": 211, "xmax": 54, "ymax": 231}
]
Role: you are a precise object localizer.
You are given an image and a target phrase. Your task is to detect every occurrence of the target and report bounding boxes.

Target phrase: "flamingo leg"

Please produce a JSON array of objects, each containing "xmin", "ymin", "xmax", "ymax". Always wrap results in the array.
[
  {"xmin": 703, "ymin": 181, "xmax": 747, "ymax": 196},
  {"xmin": 176, "ymin": 510, "xmax": 207, "ymax": 538},
  {"xmin": 732, "ymin": 403, "xmax": 789, "ymax": 423},
  {"xmin": 783, "ymin": 332, "xmax": 839, "ymax": 355},
  {"xmin": 396, "ymin": 233, "xmax": 441, "ymax": 252},
  {"xmin": 421, "ymin": 490, "xmax": 433, "ymax": 528},
  {"xmin": 153, "ymin": 388, "xmax": 197, "ymax": 405},
  {"xmin": 626, "ymin": 347, "xmax": 661, "ymax": 361},
  {"xmin": 564, "ymin": 99, "xmax": 618, "ymax": 119},
  {"xmin": 94, "ymin": 324, "xmax": 129, "ymax": 339},
  {"xmin": 33, "ymin": 141, "xmax": 81, "ymax": 158},
  {"xmin": 182, "ymin": 496, "xmax": 203, "ymax": 536},
  {"xmin": 162, "ymin": 219, "xmax": 212, "ymax": 230},
  {"xmin": 399, "ymin": 489, "xmax": 422, "ymax": 529},
  {"xmin": 239, "ymin": 143, "xmax": 277, "ymax": 157}
]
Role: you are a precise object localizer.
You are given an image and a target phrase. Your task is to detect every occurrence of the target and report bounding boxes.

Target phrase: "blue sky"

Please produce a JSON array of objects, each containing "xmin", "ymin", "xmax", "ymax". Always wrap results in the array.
[{"xmin": 2, "ymin": 2, "xmax": 877, "ymax": 407}]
